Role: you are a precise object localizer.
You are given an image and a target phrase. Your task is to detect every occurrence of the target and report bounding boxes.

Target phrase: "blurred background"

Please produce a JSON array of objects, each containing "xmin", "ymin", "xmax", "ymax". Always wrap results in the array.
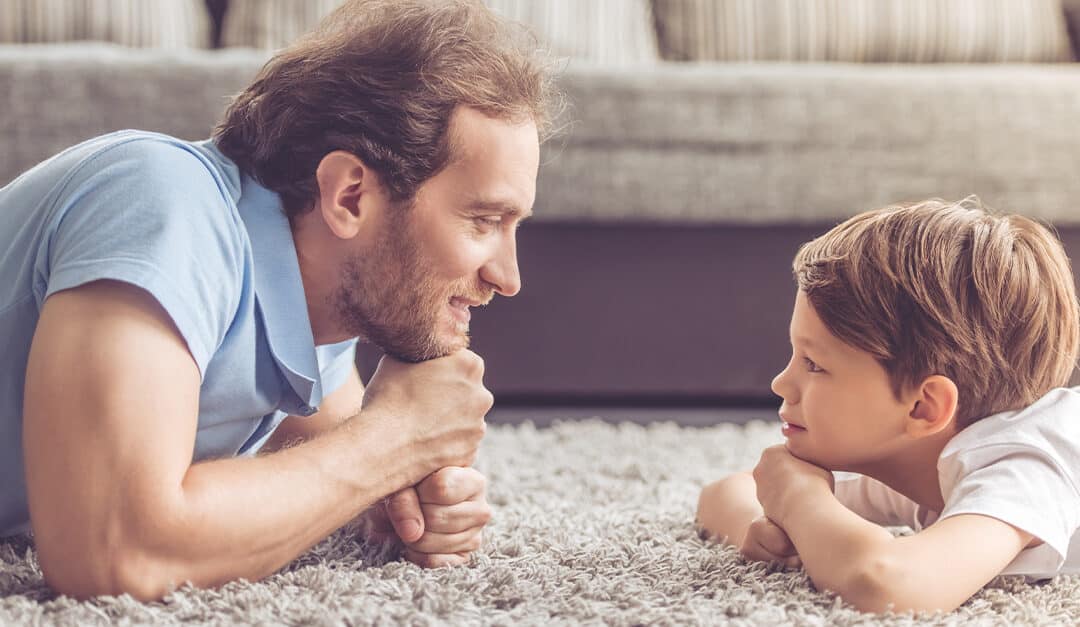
[{"xmin": 3, "ymin": 0, "xmax": 1080, "ymax": 424}]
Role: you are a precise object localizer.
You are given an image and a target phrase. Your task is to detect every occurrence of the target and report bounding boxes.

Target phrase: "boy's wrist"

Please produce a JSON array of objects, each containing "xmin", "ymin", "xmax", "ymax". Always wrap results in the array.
[{"xmin": 776, "ymin": 480, "xmax": 835, "ymax": 529}]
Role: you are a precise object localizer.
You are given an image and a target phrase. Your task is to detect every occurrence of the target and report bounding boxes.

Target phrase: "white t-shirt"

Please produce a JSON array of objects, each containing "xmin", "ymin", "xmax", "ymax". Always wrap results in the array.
[{"xmin": 834, "ymin": 387, "xmax": 1080, "ymax": 579}]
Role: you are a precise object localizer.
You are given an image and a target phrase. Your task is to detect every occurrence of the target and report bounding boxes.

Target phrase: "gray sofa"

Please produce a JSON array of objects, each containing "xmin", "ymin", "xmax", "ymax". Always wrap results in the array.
[{"xmin": 4, "ymin": 39, "xmax": 1080, "ymax": 405}]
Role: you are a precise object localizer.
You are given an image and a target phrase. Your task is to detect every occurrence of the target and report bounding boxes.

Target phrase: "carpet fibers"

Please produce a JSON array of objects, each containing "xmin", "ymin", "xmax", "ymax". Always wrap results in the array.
[{"xmin": 2, "ymin": 419, "xmax": 1078, "ymax": 625}]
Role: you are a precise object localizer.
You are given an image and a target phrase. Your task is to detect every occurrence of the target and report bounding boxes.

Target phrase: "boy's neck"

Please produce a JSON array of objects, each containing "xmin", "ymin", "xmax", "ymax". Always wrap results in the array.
[{"xmin": 853, "ymin": 428, "xmax": 959, "ymax": 513}]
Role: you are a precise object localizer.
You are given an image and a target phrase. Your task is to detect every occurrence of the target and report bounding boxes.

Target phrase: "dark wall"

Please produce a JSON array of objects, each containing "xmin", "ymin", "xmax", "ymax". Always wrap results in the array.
[{"xmin": 358, "ymin": 222, "xmax": 1080, "ymax": 407}]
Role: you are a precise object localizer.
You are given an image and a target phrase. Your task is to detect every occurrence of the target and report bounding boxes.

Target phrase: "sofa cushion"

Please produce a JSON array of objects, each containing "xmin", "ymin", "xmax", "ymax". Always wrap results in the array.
[
  {"xmin": 220, "ymin": 0, "xmax": 340, "ymax": 49},
  {"xmin": 0, "ymin": 43, "xmax": 267, "ymax": 185},
  {"xmin": 1064, "ymin": 0, "xmax": 1080, "ymax": 59},
  {"xmin": 484, "ymin": 0, "xmax": 659, "ymax": 65},
  {"xmin": 5, "ymin": 45, "xmax": 1080, "ymax": 227},
  {"xmin": 654, "ymin": 0, "xmax": 1075, "ymax": 63},
  {"xmin": 0, "ymin": 0, "xmax": 211, "ymax": 48},
  {"xmin": 535, "ymin": 63, "xmax": 1080, "ymax": 225},
  {"xmin": 221, "ymin": 0, "xmax": 659, "ymax": 64}
]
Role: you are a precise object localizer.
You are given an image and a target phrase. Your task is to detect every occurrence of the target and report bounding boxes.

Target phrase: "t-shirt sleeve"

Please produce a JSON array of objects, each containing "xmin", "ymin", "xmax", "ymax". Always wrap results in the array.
[
  {"xmin": 315, "ymin": 338, "xmax": 359, "ymax": 398},
  {"xmin": 834, "ymin": 472, "xmax": 922, "ymax": 528},
  {"xmin": 938, "ymin": 445, "xmax": 1080, "ymax": 571},
  {"xmin": 40, "ymin": 138, "xmax": 245, "ymax": 377}
]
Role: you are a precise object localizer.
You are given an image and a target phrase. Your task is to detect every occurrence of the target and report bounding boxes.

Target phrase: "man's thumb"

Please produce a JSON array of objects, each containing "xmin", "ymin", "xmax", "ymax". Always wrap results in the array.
[{"xmin": 386, "ymin": 487, "xmax": 424, "ymax": 543}]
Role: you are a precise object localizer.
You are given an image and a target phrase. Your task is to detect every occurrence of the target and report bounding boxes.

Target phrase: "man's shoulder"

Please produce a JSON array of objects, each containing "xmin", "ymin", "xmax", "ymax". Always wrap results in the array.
[{"xmin": 66, "ymin": 130, "xmax": 241, "ymax": 198}]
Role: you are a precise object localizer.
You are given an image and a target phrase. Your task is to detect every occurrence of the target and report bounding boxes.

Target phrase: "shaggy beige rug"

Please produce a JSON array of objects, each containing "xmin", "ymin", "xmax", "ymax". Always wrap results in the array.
[{"xmin": 2, "ymin": 419, "xmax": 1078, "ymax": 625}]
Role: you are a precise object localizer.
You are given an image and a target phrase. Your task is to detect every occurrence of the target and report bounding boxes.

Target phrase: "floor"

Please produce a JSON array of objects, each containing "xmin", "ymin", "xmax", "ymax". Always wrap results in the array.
[{"xmin": 487, "ymin": 405, "xmax": 779, "ymax": 428}]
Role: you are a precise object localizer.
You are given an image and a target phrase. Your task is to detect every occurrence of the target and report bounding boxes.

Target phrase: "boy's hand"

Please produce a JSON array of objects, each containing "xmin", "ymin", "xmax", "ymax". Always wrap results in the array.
[
  {"xmin": 740, "ymin": 515, "xmax": 802, "ymax": 568},
  {"xmin": 753, "ymin": 445, "xmax": 834, "ymax": 527}
]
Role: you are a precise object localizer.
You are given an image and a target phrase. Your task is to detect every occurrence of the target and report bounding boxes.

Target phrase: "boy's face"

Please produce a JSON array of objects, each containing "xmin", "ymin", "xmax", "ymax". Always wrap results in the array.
[{"xmin": 770, "ymin": 290, "xmax": 912, "ymax": 472}]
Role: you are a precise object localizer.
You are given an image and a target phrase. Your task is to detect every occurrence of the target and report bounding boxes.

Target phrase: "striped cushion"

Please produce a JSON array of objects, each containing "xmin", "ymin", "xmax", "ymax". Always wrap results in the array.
[
  {"xmin": 221, "ymin": 0, "xmax": 660, "ymax": 64},
  {"xmin": 484, "ymin": 0, "xmax": 659, "ymax": 65},
  {"xmin": 221, "ymin": 0, "xmax": 343, "ymax": 49},
  {"xmin": 654, "ymin": 0, "xmax": 1075, "ymax": 63},
  {"xmin": 1064, "ymin": 0, "xmax": 1080, "ymax": 59},
  {"xmin": 0, "ymin": 0, "xmax": 211, "ymax": 48}
]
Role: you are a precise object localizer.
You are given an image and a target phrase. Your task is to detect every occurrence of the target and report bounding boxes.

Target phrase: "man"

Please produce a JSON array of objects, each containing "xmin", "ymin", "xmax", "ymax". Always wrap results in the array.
[{"xmin": 0, "ymin": 0, "xmax": 557, "ymax": 600}]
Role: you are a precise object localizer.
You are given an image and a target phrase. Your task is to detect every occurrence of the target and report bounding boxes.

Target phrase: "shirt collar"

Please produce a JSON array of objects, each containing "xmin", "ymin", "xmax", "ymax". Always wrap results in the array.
[{"xmin": 233, "ymin": 172, "xmax": 323, "ymax": 415}]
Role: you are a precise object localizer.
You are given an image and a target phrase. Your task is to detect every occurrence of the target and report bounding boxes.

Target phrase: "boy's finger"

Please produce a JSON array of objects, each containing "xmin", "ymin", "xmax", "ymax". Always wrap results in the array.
[{"xmin": 757, "ymin": 518, "xmax": 797, "ymax": 556}]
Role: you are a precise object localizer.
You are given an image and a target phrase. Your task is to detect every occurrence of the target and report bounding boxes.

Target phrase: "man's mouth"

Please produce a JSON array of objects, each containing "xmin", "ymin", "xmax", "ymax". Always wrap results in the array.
[{"xmin": 448, "ymin": 296, "xmax": 478, "ymax": 323}]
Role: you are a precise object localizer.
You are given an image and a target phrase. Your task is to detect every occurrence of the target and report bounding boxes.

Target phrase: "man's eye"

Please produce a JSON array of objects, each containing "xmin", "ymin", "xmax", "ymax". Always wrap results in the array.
[
  {"xmin": 804, "ymin": 357, "xmax": 824, "ymax": 373},
  {"xmin": 474, "ymin": 216, "xmax": 502, "ymax": 228}
]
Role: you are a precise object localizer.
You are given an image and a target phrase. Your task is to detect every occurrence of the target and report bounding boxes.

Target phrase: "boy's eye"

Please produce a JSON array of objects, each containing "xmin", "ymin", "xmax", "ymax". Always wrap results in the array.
[{"xmin": 803, "ymin": 357, "xmax": 824, "ymax": 373}]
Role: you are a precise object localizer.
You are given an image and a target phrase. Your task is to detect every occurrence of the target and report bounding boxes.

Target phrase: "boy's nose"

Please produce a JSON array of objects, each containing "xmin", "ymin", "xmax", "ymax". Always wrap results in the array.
[{"xmin": 771, "ymin": 365, "xmax": 796, "ymax": 403}]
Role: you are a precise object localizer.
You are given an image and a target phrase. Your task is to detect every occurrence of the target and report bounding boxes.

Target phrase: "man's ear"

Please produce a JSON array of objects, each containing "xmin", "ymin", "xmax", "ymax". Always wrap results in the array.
[
  {"xmin": 314, "ymin": 151, "xmax": 380, "ymax": 240},
  {"xmin": 906, "ymin": 375, "xmax": 959, "ymax": 438}
]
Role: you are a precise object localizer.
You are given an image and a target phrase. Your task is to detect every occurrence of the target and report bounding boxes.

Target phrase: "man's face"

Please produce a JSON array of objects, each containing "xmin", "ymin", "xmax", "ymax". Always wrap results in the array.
[
  {"xmin": 769, "ymin": 290, "xmax": 911, "ymax": 472},
  {"xmin": 331, "ymin": 108, "xmax": 540, "ymax": 362}
]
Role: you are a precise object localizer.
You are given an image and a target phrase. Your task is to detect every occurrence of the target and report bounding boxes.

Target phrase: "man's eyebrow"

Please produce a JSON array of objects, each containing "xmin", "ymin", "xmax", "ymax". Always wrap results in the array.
[{"xmin": 466, "ymin": 199, "xmax": 533, "ymax": 220}]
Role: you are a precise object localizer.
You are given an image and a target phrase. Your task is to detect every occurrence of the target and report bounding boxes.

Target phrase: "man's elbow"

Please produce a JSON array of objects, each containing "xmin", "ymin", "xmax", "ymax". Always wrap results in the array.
[{"xmin": 38, "ymin": 539, "xmax": 178, "ymax": 601}]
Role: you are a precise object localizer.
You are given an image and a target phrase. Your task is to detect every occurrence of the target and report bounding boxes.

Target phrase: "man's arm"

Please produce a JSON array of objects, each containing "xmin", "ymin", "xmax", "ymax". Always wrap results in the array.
[
  {"xmin": 754, "ymin": 446, "xmax": 1031, "ymax": 613},
  {"xmin": 23, "ymin": 280, "xmax": 488, "ymax": 601},
  {"xmin": 262, "ymin": 366, "xmax": 365, "ymax": 453}
]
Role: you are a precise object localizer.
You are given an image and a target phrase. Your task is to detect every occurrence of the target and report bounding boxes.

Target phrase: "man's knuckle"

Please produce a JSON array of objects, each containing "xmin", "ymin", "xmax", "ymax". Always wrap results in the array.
[{"xmin": 432, "ymin": 472, "xmax": 455, "ymax": 497}]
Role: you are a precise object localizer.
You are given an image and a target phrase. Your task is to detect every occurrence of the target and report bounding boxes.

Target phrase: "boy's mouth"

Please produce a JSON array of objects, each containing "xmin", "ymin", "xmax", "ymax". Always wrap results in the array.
[{"xmin": 780, "ymin": 421, "xmax": 807, "ymax": 436}]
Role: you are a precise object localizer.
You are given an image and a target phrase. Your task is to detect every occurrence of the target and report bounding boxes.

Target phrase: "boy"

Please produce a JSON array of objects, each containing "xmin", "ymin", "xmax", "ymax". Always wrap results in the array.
[{"xmin": 697, "ymin": 198, "xmax": 1080, "ymax": 613}]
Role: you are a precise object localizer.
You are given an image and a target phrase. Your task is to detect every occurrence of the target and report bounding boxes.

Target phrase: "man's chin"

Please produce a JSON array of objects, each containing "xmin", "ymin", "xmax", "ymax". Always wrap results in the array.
[{"xmin": 380, "ymin": 333, "xmax": 469, "ymax": 363}]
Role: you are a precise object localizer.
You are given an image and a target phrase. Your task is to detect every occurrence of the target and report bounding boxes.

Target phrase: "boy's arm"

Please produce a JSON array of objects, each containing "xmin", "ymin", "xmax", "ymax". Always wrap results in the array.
[
  {"xmin": 696, "ymin": 472, "xmax": 762, "ymax": 546},
  {"xmin": 755, "ymin": 446, "xmax": 1032, "ymax": 613}
]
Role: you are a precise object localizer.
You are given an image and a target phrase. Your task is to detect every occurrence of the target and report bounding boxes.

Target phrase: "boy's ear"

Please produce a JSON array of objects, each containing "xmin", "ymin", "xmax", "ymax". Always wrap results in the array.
[
  {"xmin": 314, "ymin": 151, "xmax": 382, "ymax": 240},
  {"xmin": 906, "ymin": 375, "xmax": 959, "ymax": 438}
]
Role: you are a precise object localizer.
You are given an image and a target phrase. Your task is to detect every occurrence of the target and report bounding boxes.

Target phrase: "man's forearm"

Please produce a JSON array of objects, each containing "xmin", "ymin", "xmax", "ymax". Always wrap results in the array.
[{"xmin": 113, "ymin": 407, "xmax": 431, "ymax": 599}]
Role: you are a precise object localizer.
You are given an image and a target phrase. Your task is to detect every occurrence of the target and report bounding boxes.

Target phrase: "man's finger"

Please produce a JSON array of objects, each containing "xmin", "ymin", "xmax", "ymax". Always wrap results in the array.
[
  {"xmin": 405, "ymin": 526, "xmax": 484, "ymax": 555},
  {"xmin": 404, "ymin": 548, "xmax": 470, "ymax": 569},
  {"xmin": 416, "ymin": 467, "xmax": 485, "ymax": 505},
  {"xmin": 386, "ymin": 487, "xmax": 425, "ymax": 543},
  {"xmin": 420, "ymin": 499, "xmax": 493, "ymax": 534}
]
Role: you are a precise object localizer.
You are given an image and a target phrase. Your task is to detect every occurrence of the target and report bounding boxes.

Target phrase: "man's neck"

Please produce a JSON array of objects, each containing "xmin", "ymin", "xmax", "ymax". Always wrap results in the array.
[{"xmin": 292, "ymin": 220, "xmax": 350, "ymax": 346}]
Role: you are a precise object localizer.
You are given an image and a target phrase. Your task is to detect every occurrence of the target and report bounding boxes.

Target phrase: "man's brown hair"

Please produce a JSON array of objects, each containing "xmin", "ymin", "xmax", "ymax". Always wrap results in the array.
[
  {"xmin": 794, "ymin": 197, "xmax": 1080, "ymax": 426},
  {"xmin": 214, "ymin": 0, "xmax": 560, "ymax": 218}
]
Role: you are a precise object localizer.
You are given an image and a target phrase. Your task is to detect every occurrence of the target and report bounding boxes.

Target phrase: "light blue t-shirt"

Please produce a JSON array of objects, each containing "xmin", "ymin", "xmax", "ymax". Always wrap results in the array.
[{"xmin": 0, "ymin": 130, "xmax": 358, "ymax": 536}]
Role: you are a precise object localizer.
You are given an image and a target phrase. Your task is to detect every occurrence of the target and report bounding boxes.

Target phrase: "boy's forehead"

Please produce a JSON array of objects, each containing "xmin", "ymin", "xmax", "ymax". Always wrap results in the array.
[{"xmin": 790, "ymin": 292, "xmax": 835, "ymax": 350}]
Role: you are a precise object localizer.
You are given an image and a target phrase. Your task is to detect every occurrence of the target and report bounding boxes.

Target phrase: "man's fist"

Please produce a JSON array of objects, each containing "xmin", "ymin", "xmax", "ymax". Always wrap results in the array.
[
  {"xmin": 362, "ymin": 351, "xmax": 492, "ymax": 475},
  {"xmin": 373, "ymin": 467, "xmax": 492, "ymax": 568}
]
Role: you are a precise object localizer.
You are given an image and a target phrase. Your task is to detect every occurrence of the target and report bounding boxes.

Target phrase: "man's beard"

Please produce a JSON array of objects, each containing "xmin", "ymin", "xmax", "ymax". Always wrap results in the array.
[{"xmin": 329, "ymin": 209, "xmax": 492, "ymax": 362}]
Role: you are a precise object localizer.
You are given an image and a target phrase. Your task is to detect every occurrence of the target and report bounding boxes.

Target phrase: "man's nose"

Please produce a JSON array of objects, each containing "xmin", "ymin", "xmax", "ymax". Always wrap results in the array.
[{"xmin": 481, "ymin": 235, "xmax": 521, "ymax": 297}]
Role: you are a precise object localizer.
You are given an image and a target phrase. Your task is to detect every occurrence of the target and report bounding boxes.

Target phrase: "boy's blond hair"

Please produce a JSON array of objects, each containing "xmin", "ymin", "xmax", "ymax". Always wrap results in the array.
[{"xmin": 794, "ymin": 197, "xmax": 1080, "ymax": 426}]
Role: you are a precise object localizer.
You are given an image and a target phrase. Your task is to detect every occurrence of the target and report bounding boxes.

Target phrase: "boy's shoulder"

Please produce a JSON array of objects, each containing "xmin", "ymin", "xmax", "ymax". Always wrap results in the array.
[
  {"xmin": 940, "ymin": 386, "xmax": 1080, "ymax": 485},
  {"xmin": 944, "ymin": 387, "xmax": 1080, "ymax": 453}
]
